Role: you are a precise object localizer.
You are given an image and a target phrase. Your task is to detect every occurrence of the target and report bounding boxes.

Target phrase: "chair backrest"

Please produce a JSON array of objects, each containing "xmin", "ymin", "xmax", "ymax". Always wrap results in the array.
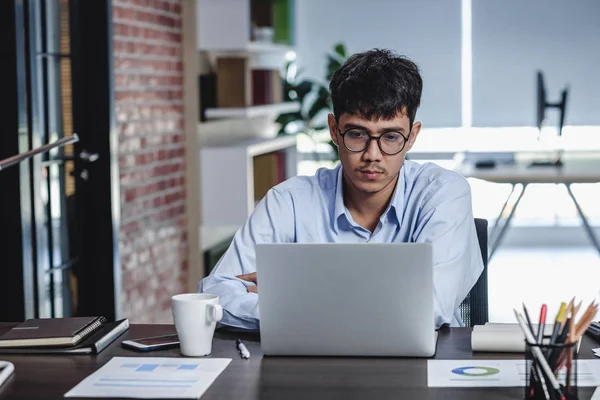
[{"xmin": 459, "ymin": 218, "xmax": 489, "ymax": 327}]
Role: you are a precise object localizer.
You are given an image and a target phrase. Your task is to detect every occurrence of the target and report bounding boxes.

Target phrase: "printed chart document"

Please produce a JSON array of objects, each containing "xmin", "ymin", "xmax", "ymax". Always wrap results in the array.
[
  {"xmin": 64, "ymin": 357, "xmax": 231, "ymax": 399},
  {"xmin": 428, "ymin": 359, "xmax": 600, "ymax": 387}
]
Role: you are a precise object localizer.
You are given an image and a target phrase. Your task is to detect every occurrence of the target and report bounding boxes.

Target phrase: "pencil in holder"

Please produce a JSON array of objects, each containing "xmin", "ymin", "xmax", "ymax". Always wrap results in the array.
[{"xmin": 524, "ymin": 336, "xmax": 578, "ymax": 400}]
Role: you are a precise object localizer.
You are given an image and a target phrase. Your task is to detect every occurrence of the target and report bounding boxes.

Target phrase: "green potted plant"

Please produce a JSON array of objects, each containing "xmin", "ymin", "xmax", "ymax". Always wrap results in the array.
[{"xmin": 276, "ymin": 42, "xmax": 348, "ymax": 161}]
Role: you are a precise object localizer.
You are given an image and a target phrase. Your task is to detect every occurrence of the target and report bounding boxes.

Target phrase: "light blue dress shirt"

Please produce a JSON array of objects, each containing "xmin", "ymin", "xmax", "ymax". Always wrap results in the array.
[{"xmin": 198, "ymin": 161, "xmax": 484, "ymax": 330}]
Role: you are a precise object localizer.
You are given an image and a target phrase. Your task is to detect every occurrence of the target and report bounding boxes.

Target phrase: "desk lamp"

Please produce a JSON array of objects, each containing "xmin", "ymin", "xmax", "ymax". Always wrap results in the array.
[{"xmin": 0, "ymin": 134, "xmax": 79, "ymax": 171}]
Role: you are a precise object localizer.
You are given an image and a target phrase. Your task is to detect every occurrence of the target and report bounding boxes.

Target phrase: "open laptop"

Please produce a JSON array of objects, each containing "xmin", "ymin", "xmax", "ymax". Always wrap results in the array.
[{"xmin": 255, "ymin": 243, "xmax": 436, "ymax": 357}]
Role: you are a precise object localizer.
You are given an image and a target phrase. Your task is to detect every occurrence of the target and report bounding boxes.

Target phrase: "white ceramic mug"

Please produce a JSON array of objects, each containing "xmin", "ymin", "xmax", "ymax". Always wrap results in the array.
[{"xmin": 172, "ymin": 293, "xmax": 223, "ymax": 356}]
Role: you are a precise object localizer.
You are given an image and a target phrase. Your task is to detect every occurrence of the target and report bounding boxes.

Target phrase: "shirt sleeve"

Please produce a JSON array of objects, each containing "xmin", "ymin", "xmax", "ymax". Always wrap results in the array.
[
  {"xmin": 412, "ymin": 176, "xmax": 484, "ymax": 329},
  {"xmin": 197, "ymin": 187, "xmax": 295, "ymax": 330}
]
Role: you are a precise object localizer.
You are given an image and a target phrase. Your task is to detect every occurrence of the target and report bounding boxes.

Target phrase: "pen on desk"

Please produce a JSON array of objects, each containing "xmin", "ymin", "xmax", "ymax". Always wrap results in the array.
[
  {"xmin": 534, "ymin": 363, "xmax": 551, "ymax": 400},
  {"xmin": 550, "ymin": 302, "xmax": 576, "ymax": 369},
  {"xmin": 566, "ymin": 306, "xmax": 576, "ymax": 394},
  {"xmin": 523, "ymin": 303, "xmax": 540, "ymax": 393},
  {"xmin": 524, "ymin": 303, "xmax": 551, "ymax": 399},
  {"xmin": 537, "ymin": 304, "xmax": 547, "ymax": 344},
  {"xmin": 550, "ymin": 314, "xmax": 572, "ymax": 371},
  {"xmin": 236, "ymin": 339, "xmax": 250, "ymax": 359},
  {"xmin": 555, "ymin": 301, "xmax": 595, "ymax": 372},
  {"xmin": 514, "ymin": 310, "xmax": 566, "ymax": 400},
  {"xmin": 522, "ymin": 303, "xmax": 535, "ymax": 336},
  {"xmin": 550, "ymin": 302, "xmax": 567, "ymax": 343},
  {"xmin": 546, "ymin": 302, "xmax": 567, "ymax": 359}
]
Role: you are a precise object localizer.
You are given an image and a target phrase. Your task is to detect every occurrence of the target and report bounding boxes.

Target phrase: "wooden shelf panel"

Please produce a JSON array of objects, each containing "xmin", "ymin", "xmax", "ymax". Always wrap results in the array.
[
  {"xmin": 201, "ymin": 135, "xmax": 297, "ymax": 157},
  {"xmin": 204, "ymin": 102, "xmax": 300, "ymax": 120}
]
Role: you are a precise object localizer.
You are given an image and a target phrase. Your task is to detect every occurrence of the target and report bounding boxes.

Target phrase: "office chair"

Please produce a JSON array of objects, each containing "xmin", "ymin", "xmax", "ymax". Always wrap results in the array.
[{"xmin": 459, "ymin": 218, "xmax": 489, "ymax": 327}]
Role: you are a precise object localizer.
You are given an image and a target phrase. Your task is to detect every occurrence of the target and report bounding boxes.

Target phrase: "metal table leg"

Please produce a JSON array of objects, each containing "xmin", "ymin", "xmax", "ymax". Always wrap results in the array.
[
  {"xmin": 489, "ymin": 183, "xmax": 528, "ymax": 260},
  {"xmin": 490, "ymin": 183, "xmax": 517, "ymax": 240},
  {"xmin": 564, "ymin": 183, "xmax": 600, "ymax": 256}
]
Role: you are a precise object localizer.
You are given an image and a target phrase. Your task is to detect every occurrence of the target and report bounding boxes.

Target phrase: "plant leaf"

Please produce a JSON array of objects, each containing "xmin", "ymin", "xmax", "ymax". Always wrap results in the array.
[
  {"xmin": 294, "ymin": 80, "xmax": 313, "ymax": 99},
  {"xmin": 333, "ymin": 43, "xmax": 346, "ymax": 58},
  {"xmin": 307, "ymin": 86, "xmax": 331, "ymax": 122},
  {"xmin": 325, "ymin": 55, "xmax": 343, "ymax": 81},
  {"xmin": 276, "ymin": 112, "xmax": 303, "ymax": 125}
]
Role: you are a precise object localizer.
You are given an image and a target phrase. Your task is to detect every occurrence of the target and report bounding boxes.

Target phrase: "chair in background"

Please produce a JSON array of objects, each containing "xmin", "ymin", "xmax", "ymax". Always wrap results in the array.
[{"xmin": 459, "ymin": 218, "xmax": 489, "ymax": 327}]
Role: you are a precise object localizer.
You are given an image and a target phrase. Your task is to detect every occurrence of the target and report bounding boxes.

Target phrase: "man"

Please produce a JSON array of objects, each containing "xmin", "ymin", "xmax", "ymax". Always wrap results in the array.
[{"xmin": 198, "ymin": 49, "xmax": 483, "ymax": 330}]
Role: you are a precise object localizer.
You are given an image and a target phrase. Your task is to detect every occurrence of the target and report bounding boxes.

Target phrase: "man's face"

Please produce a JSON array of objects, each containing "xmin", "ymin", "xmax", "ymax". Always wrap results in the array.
[{"xmin": 328, "ymin": 110, "xmax": 421, "ymax": 195}]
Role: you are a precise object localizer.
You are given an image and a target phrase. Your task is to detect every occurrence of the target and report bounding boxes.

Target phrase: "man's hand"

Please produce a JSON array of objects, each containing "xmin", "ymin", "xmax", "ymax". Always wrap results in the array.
[{"xmin": 236, "ymin": 272, "xmax": 257, "ymax": 293}]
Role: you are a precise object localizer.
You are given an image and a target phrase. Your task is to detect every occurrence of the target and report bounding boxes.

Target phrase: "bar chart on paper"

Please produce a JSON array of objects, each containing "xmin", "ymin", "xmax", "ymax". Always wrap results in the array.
[{"xmin": 64, "ymin": 357, "xmax": 231, "ymax": 399}]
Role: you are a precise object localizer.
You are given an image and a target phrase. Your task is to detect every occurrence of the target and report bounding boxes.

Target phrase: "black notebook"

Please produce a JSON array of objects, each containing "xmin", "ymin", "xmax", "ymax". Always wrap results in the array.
[
  {"xmin": 0, "ymin": 316, "xmax": 106, "ymax": 348},
  {"xmin": 0, "ymin": 319, "xmax": 129, "ymax": 355}
]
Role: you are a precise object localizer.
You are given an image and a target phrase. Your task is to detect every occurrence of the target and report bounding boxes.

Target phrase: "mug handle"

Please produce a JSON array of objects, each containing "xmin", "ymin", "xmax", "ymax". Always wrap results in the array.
[{"xmin": 207, "ymin": 304, "xmax": 223, "ymax": 322}]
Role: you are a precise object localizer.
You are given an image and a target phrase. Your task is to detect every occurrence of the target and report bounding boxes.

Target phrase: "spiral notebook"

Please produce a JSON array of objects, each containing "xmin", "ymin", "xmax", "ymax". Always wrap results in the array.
[
  {"xmin": 0, "ymin": 316, "xmax": 106, "ymax": 348},
  {"xmin": 0, "ymin": 319, "xmax": 129, "ymax": 354}
]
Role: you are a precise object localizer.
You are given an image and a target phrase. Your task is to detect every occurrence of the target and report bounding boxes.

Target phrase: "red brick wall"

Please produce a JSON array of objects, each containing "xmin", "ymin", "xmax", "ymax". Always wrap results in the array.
[{"xmin": 113, "ymin": 0, "xmax": 188, "ymax": 323}]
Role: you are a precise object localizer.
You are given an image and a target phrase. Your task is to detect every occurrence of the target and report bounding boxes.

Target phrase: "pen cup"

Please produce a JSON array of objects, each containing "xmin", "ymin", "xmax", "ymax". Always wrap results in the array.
[{"xmin": 524, "ymin": 336, "xmax": 578, "ymax": 400}]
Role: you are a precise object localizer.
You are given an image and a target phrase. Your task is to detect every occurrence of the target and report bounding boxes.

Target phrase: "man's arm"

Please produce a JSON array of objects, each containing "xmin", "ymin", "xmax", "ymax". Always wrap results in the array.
[
  {"xmin": 412, "ymin": 176, "xmax": 484, "ymax": 328},
  {"xmin": 198, "ymin": 187, "xmax": 294, "ymax": 330}
]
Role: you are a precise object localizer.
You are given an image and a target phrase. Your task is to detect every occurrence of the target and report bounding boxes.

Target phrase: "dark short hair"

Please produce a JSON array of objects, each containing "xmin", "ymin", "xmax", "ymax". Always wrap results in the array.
[{"xmin": 329, "ymin": 49, "xmax": 423, "ymax": 127}]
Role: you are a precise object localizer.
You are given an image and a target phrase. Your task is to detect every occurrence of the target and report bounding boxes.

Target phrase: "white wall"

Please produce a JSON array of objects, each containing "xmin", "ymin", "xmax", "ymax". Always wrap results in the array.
[
  {"xmin": 472, "ymin": 0, "xmax": 600, "ymax": 127},
  {"xmin": 294, "ymin": 0, "xmax": 463, "ymax": 128}
]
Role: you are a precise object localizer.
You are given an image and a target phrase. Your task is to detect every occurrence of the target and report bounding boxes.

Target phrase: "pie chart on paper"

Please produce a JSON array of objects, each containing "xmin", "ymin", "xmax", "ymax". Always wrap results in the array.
[
  {"xmin": 451, "ymin": 366, "xmax": 500, "ymax": 377},
  {"xmin": 427, "ymin": 360, "xmax": 517, "ymax": 387},
  {"xmin": 429, "ymin": 359, "xmax": 600, "ymax": 387}
]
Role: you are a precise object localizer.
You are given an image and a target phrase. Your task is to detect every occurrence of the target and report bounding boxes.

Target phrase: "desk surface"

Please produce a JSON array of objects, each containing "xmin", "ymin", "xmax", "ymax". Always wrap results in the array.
[
  {"xmin": 0, "ymin": 324, "xmax": 598, "ymax": 400},
  {"xmin": 457, "ymin": 158, "xmax": 600, "ymax": 184}
]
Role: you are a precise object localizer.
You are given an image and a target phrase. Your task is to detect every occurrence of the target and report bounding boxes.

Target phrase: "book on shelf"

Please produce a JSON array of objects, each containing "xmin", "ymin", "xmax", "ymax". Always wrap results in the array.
[
  {"xmin": 270, "ymin": 69, "xmax": 283, "ymax": 104},
  {"xmin": 254, "ymin": 151, "xmax": 286, "ymax": 202},
  {"xmin": 252, "ymin": 69, "xmax": 272, "ymax": 106},
  {"xmin": 200, "ymin": 73, "xmax": 217, "ymax": 121},
  {"xmin": 250, "ymin": 0, "xmax": 293, "ymax": 45},
  {"xmin": 273, "ymin": 0, "xmax": 292, "ymax": 45},
  {"xmin": 0, "ymin": 317, "xmax": 129, "ymax": 354},
  {"xmin": 252, "ymin": 69, "xmax": 283, "ymax": 106},
  {"xmin": 216, "ymin": 57, "xmax": 251, "ymax": 108},
  {"xmin": 275, "ymin": 151, "xmax": 286, "ymax": 183}
]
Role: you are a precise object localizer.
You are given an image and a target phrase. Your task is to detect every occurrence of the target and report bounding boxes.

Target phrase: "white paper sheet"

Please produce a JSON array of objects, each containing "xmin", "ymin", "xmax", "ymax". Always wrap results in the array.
[
  {"xmin": 592, "ymin": 386, "xmax": 600, "ymax": 400},
  {"xmin": 427, "ymin": 359, "xmax": 600, "ymax": 387},
  {"xmin": 64, "ymin": 357, "xmax": 231, "ymax": 399}
]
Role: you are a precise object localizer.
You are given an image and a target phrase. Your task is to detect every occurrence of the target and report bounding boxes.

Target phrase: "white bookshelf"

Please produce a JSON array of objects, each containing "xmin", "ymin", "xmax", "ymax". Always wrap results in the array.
[
  {"xmin": 204, "ymin": 102, "xmax": 300, "ymax": 120},
  {"xmin": 197, "ymin": 0, "xmax": 250, "ymax": 51},
  {"xmin": 197, "ymin": 0, "xmax": 294, "ymax": 70},
  {"xmin": 200, "ymin": 135, "xmax": 298, "ymax": 226},
  {"xmin": 204, "ymin": 42, "xmax": 293, "ymax": 70},
  {"xmin": 197, "ymin": 0, "xmax": 291, "ymax": 50},
  {"xmin": 205, "ymin": 42, "xmax": 293, "ymax": 56}
]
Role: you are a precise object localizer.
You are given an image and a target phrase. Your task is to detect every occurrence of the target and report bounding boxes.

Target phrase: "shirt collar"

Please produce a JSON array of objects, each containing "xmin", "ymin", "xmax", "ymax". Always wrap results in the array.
[{"xmin": 332, "ymin": 164, "xmax": 405, "ymax": 233}]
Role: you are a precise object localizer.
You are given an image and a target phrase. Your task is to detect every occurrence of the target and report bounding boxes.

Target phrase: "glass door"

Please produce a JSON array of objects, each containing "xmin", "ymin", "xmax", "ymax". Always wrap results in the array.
[
  {"xmin": 33, "ymin": 0, "xmax": 80, "ymax": 318},
  {"xmin": 1, "ymin": 0, "xmax": 118, "ymax": 322}
]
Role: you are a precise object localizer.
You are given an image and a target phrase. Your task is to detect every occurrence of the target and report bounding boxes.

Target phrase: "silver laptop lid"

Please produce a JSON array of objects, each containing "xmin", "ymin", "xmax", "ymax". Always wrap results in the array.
[{"xmin": 256, "ymin": 243, "xmax": 435, "ymax": 357}]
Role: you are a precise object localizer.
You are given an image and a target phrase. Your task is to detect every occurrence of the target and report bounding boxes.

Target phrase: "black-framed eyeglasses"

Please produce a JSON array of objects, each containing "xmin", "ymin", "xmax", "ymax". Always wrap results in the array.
[{"xmin": 337, "ymin": 128, "xmax": 410, "ymax": 155}]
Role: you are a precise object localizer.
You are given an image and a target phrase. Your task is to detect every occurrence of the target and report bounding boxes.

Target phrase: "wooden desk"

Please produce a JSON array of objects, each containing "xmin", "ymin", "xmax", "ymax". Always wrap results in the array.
[{"xmin": 0, "ymin": 323, "xmax": 598, "ymax": 399}]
